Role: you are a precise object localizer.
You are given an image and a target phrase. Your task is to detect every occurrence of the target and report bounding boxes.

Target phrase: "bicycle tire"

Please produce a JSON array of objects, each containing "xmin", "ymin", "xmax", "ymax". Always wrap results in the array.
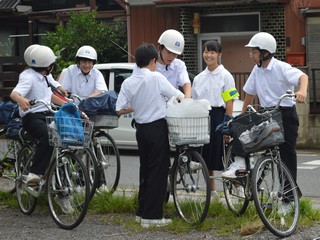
[
  {"xmin": 252, "ymin": 154, "xmax": 300, "ymax": 237},
  {"xmin": 75, "ymin": 147, "xmax": 100, "ymax": 200},
  {"xmin": 47, "ymin": 151, "xmax": 90, "ymax": 230},
  {"xmin": 93, "ymin": 130, "xmax": 120, "ymax": 194},
  {"xmin": 222, "ymin": 141, "xmax": 249, "ymax": 215},
  {"xmin": 15, "ymin": 144, "xmax": 37, "ymax": 215},
  {"xmin": 171, "ymin": 149, "xmax": 210, "ymax": 223}
]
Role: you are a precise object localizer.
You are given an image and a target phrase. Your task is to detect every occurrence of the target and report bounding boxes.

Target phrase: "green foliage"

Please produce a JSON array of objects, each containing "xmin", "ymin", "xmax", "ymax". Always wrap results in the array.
[{"xmin": 43, "ymin": 11, "xmax": 127, "ymax": 78}]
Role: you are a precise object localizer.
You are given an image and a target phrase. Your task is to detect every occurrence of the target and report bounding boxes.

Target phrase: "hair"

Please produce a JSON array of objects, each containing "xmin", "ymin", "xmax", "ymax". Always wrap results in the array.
[
  {"xmin": 135, "ymin": 43, "xmax": 158, "ymax": 68},
  {"xmin": 203, "ymin": 40, "xmax": 222, "ymax": 53}
]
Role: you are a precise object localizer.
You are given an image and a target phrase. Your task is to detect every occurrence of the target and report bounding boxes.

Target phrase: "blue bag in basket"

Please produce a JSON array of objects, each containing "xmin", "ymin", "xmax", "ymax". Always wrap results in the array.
[{"xmin": 54, "ymin": 103, "xmax": 84, "ymax": 145}]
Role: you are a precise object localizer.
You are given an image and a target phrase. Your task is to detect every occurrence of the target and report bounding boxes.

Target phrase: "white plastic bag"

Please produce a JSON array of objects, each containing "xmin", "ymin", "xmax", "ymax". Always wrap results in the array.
[{"xmin": 166, "ymin": 98, "xmax": 211, "ymax": 117}]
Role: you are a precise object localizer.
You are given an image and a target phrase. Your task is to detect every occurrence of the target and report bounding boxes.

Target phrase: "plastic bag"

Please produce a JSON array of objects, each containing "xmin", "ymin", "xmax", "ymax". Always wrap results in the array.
[
  {"xmin": 166, "ymin": 98, "xmax": 211, "ymax": 117},
  {"xmin": 54, "ymin": 103, "xmax": 84, "ymax": 145}
]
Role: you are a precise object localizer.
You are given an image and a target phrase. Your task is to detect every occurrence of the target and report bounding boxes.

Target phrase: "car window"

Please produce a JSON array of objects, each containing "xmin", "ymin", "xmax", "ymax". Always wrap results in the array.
[
  {"xmin": 98, "ymin": 69, "xmax": 111, "ymax": 88},
  {"xmin": 114, "ymin": 70, "xmax": 133, "ymax": 94}
]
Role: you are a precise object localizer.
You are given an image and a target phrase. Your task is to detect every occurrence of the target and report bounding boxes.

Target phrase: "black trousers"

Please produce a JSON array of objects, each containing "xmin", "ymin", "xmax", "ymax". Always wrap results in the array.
[
  {"xmin": 22, "ymin": 112, "xmax": 53, "ymax": 175},
  {"xmin": 135, "ymin": 118, "xmax": 170, "ymax": 220},
  {"xmin": 279, "ymin": 106, "xmax": 299, "ymax": 182}
]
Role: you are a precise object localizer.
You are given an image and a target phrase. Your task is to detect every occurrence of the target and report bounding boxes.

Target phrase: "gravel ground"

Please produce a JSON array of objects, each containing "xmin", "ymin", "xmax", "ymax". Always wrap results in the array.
[{"xmin": 0, "ymin": 204, "xmax": 319, "ymax": 240}]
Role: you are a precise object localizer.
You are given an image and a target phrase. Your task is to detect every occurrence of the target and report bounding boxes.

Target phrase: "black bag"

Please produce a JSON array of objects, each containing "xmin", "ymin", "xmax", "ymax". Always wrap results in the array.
[
  {"xmin": 78, "ymin": 90, "xmax": 117, "ymax": 116},
  {"xmin": 5, "ymin": 118, "xmax": 22, "ymax": 140},
  {"xmin": 0, "ymin": 101, "xmax": 19, "ymax": 125}
]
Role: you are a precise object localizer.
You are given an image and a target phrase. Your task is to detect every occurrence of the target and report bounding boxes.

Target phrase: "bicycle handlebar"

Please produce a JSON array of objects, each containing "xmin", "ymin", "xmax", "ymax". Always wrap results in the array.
[{"xmin": 245, "ymin": 90, "xmax": 296, "ymax": 114}]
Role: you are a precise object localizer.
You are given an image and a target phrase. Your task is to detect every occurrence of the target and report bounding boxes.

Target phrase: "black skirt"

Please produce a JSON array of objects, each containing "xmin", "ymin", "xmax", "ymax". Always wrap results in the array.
[{"xmin": 201, "ymin": 107, "xmax": 225, "ymax": 171}]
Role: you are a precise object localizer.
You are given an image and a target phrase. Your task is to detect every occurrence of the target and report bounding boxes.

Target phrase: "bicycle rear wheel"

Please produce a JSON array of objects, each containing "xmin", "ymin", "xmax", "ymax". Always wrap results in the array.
[
  {"xmin": 47, "ymin": 151, "xmax": 90, "ymax": 230},
  {"xmin": 93, "ymin": 131, "xmax": 120, "ymax": 194},
  {"xmin": 252, "ymin": 155, "xmax": 300, "ymax": 238},
  {"xmin": 171, "ymin": 149, "xmax": 210, "ymax": 224},
  {"xmin": 15, "ymin": 145, "xmax": 37, "ymax": 215},
  {"xmin": 222, "ymin": 142, "xmax": 249, "ymax": 215}
]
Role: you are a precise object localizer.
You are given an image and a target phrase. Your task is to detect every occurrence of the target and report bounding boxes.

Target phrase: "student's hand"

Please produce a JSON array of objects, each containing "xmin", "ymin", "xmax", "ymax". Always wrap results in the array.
[
  {"xmin": 295, "ymin": 89, "xmax": 307, "ymax": 103},
  {"xmin": 57, "ymin": 86, "xmax": 68, "ymax": 97},
  {"xmin": 19, "ymin": 97, "xmax": 31, "ymax": 111}
]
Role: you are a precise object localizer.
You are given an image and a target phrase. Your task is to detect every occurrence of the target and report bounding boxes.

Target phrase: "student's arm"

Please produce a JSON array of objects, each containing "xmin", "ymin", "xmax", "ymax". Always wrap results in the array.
[{"xmin": 295, "ymin": 73, "xmax": 308, "ymax": 103}]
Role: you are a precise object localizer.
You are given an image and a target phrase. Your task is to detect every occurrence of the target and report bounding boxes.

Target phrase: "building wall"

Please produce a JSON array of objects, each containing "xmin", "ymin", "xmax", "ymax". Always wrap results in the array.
[
  {"xmin": 179, "ymin": 2, "xmax": 286, "ymax": 75},
  {"xmin": 128, "ymin": 6, "xmax": 180, "ymax": 61}
]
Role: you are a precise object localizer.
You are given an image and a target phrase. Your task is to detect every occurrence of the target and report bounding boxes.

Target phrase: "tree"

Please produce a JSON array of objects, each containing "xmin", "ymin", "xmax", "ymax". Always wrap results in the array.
[{"xmin": 43, "ymin": 11, "xmax": 127, "ymax": 78}]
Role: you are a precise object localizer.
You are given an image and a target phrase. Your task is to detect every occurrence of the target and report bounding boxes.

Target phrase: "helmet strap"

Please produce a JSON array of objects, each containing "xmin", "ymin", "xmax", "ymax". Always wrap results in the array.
[
  {"xmin": 158, "ymin": 45, "xmax": 170, "ymax": 70},
  {"xmin": 257, "ymin": 50, "xmax": 273, "ymax": 68}
]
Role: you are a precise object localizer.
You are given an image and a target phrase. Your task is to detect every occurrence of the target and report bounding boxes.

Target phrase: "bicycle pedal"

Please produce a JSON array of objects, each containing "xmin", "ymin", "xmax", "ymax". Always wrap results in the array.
[{"xmin": 235, "ymin": 169, "xmax": 248, "ymax": 177}]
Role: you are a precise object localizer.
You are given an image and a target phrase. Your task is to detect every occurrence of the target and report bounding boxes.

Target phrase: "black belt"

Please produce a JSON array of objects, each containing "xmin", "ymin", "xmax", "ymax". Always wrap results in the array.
[{"xmin": 135, "ymin": 118, "xmax": 166, "ymax": 127}]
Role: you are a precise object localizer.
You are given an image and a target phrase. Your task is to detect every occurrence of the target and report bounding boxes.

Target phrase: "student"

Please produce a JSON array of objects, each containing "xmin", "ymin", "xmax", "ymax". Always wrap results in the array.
[
  {"xmin": 10, "ymin": 45, "xmax": 73, "ymax": 214},
  {"xmin": 192, "ymin": 40, "xmax": 239, "ymax": 195},
  {"xmin": 116, "ymin": 43, "xmax": 184, "ymax": 228},
  {"xmin": 221, "ymin": 32, "xmax": 308, "ymax": 187},
  {"xmin": 156, "ymin": 29, "xmax": 192, "ymax": 98},
  {"xmin": 58, "ymin": 45, "xmax": 108, "ymax": 101}
]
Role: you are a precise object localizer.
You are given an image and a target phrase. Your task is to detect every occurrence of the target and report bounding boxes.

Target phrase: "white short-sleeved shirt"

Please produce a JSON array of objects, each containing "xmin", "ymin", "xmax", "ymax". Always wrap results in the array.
[
  {"xmin": 116, "ymin": 66, "xmax": 184, "ymax": 124},
  {"xmin": 12, "ymin": 68, "xmax": 56, "ymax": 117},
  {"xmin": 192, "ymin": 65, "xmax": 236, "ymax": 108},
  {"xmin": 156, "ymin": 58, "xmax": 191, "ymax": 89},
  {"xmin": 58, "ymin": 64, "xmax": 108, "ymax": 100},
  {"xmin": 243, "ymin": 58, "xmax": 304, "ymax": 107}
]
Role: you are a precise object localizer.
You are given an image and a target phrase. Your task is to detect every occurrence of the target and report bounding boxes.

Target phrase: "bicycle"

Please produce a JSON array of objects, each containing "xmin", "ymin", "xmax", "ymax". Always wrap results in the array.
[
  {"xmin": 15, "ymin": 100, "xmax": 92, "ymax": 230},
  {"xmin": 165, "ymin": 116, "xmax": 211, "ymax": 224},
  {"xmin": 69, "ymin": 94, "xmax": 121, "ymax": 198},
  {"xmin": 220, "ymin": 91, "xmax": 300, "ymax": 238},
  {"xmin": 0, "ymin": 128, "xmax": 22, "ymax": 193}
]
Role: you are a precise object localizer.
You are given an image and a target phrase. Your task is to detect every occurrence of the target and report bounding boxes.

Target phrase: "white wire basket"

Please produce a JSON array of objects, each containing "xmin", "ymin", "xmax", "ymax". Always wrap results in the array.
[
  {"xmin": 88, "ymin": 115, "xmax": 118, "ymax": 129},
  {"xmin": 166, "ymin": 116, "xmax": 210, "ymax": 145},
  {"xmin": 46, "ymin": 116, "xmax": 93, "ymax": 147}
]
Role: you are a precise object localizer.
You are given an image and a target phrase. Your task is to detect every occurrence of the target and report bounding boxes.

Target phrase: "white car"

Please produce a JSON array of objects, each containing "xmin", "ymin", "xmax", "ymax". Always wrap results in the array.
[{"xmin": 94, "ymin": 63, "xmax": 243, "ymax": 149}]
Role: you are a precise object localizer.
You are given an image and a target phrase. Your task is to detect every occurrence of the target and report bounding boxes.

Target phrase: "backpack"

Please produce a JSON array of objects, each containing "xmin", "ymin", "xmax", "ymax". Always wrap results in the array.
[
  {"xmin": 78, "ymin": 90, "xmax": 117, "ymax": 116},
  {"xmin": 0, "ymin": 101, "xmax": 19, "ymax": 125},
  {"xmin": 54, "ymin": 103, "xmax": 84, "ymax": 146},
  {"xmin": 5, "ymin": 118, "xmax": 23, "ymax": 140}
]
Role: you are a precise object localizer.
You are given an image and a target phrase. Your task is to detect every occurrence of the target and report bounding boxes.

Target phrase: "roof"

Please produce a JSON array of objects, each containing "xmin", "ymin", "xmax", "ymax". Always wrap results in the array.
[{"xmin": 0, "ymin": 0, "xmax": 20, "ymax": 11}]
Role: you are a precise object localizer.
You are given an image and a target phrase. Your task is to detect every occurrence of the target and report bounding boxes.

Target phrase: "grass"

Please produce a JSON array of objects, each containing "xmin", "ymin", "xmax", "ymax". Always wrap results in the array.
[{"xmin": 1, "ymin": 189, "xmax": 320, "ymax": 238}]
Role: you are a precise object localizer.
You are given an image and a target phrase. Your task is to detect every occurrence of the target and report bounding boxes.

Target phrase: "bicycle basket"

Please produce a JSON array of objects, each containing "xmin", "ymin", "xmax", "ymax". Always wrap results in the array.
[
  {"xmin": 231, "ymin": 109, "xmax": 284, "ymax": 154},
  {"xmin": 87, "ymin": 114, "xmax": 118, "ymax": 129},
  {"xmin": 166, "ymin": 116, "xmax": 210, "ymax": 145},
  {"xmin": 46, "ymin": 116, "xmax": 93, "ymax": 147}
]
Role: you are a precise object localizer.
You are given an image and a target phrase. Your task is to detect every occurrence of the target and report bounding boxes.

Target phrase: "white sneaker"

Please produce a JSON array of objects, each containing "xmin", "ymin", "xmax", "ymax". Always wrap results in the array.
[
  {"xmin": 98, "ymin": 185, "xmax": 109, "ymax": 192},
  {"xmin": 54, "ymin": 195, "xmax": 74, "ymax": 214},
  {"xmin": 23, "ymin": 173, "xmax": 41, "ymax": 184},
  {"xmin": 141, "ymin": 218, "xmax": 172, "ymax": 228},
  {"xmin": 278, "ymin": 202, "xmax": 292, "ymax": 216},
  {"xmin": 189, "ymin": 161, "xmax": 202, "ymax": 171},
  {"xmin": 221, "ymin": 157, "xmax": 246, "ymax": 179},
  {"xmin": 135, "ymin": 215, "xmax": 141, "ymax": 223}
]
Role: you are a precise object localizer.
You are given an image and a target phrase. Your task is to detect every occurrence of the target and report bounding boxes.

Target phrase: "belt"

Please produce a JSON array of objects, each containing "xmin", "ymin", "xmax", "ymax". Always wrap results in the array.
[{"xmin": 135, "ymin": 118, "xmax": 166, "ymax": 127}]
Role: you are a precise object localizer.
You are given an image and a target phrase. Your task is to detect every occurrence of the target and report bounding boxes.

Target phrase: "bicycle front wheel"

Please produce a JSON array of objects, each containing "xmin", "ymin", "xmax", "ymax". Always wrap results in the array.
[
  {"xmin": 93, "ymin": 131, "xmax": 120, "ymax": 194},
  {"xmin": 171, "ymin": 149, "xmax": 210, "ymax": 224},
  {"xmin": 252, "ymin": 155, "xmax": 300, "ymax": 238},
  {"xmin": 222, "ymin": 141, "xmax": 249, "ymax": 215},
  {"xmin": 47, "ymin": 151, "xmax": 90, "ymax": 230},
  {"xmin": 15, "ymin": 145, "xmax": 37, "ymax": 215}
]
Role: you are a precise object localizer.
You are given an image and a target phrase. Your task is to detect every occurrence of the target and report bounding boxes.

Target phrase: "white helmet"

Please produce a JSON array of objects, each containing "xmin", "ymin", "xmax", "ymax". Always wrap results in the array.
[
  {"xmin": 76, "ymin": 45, "xmax": 97, "ymax": 61},
  {"xmin": 29, "ymin": 45, "xmax": 57, "ymax": 68},
  {"xmin": 24, "ymin": 44, "xmax": 40, "ymax": 66},
  {"xmin": 245, "ymin": 32, "xmax": 277, "ymax": 54},
  {"xmin": 158, "ymin": 29, "xmax": 185, "ymax": 55}
]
